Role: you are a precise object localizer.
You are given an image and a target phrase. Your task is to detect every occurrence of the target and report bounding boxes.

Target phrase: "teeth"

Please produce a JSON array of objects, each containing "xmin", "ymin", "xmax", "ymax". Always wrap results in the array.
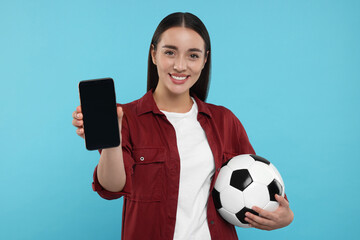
[{"xmin": 171, "ymin": 75, "xmax": 187, "ymax": 80}]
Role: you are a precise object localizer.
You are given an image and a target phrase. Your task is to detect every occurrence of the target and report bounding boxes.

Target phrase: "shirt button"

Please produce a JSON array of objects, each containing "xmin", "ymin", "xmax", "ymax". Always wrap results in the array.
[
  {"xmin": 140, "ymin": 156, "xmax": 145, "ymax": 161},
  {"xmin": 210, "ymin": 220, "xmax": 214, "ymax": 225}
]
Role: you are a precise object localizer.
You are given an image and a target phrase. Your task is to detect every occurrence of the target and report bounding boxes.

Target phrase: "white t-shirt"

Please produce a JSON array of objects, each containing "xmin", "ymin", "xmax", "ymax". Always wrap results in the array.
[{"xmin": 161, "ymin": 99, "xmax": 215, "ymax": 240}]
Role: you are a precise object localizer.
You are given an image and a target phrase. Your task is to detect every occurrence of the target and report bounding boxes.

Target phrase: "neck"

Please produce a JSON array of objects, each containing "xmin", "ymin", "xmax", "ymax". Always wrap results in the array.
[{"xmin": 153, "ymin": 89, "xmax": 193, "ymax": 113}]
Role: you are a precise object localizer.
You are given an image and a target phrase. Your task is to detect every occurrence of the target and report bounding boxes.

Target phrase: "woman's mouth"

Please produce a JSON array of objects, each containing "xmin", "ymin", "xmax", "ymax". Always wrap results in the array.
[{"xmin": 169, "ymin": 73, "xmax": 190, "ymax": 84}]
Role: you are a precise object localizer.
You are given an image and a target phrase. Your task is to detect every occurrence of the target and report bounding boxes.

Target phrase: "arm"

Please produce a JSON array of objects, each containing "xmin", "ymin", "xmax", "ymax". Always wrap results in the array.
[
  {"xmin": 97, "ymin": 142, "xmax": 126, "ymax": 192},
  {"xmin": 72, "ymin": 105, "xmax": 127, "ymax": 193},
  {"xmin": 227, "ymin": 109, "xmax": 294, "ymax": 230},
  {"xmin": 97, "ymin": 106, "xmax": 126, "ymax": 192}
]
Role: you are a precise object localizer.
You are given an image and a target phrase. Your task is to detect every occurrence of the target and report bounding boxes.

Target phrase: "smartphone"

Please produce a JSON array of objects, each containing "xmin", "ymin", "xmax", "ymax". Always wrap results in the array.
[{"xmin": 78, "ymin": 78, "xmax": 120, "ymax": 150}]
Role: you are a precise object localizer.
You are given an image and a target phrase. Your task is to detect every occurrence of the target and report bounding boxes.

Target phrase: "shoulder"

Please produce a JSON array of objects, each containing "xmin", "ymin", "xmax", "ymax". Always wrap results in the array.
[
  {"xmin": 114, "ymin": 97, "xmax": 143, "ymax": 130},
  {"xmin": 117, "ymin": 91, "xmax": 150, "ymax": 115},
  {"xmin": 202, "ymin": 101, "xmax": 238, "ymax": 120},
  {"xmin": 201, "ymin": 101, "xmax": 247, "ymax": 134},
  {"xmin": 117, "ymin": 98, "xmax": 140, "ymax": 112}
]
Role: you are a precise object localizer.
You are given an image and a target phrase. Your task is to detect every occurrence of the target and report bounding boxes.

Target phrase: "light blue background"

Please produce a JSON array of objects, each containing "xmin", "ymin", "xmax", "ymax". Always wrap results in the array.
[{"xmin": 1, "ymin": 0, "xmax": 359, "ymax": 239}]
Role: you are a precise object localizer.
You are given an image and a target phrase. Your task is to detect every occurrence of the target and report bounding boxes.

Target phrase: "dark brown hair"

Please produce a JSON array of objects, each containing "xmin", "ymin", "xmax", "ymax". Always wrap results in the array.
[{"xmin": 147, "ymin": 12, "xmax": 211, "ymax": 101}]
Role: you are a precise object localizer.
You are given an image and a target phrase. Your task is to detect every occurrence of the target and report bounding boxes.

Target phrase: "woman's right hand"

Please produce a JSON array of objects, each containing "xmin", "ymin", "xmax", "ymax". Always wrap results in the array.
[
  {"xmin": 72, "ymin": 105, "xmax": 85, "ymax": 139},
  {"xmin": 72, "ymin": 105, "xmax": 124, "ymax": 139}
]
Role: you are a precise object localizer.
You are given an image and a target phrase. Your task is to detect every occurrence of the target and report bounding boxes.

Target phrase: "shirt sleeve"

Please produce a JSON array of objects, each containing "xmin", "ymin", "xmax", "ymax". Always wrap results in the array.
[
  {"xmin": 233, "ymin": 115, "xmax": 256, "ymax": 155},
  {"xmin": 227, "ymin": 108, "xmax": 290, "ymax": 202},
  {"xmin": 222, "ymin": 107, "xmax": 255, "ymax": 155},
  {"xmin": 91, "ymin": 106, "xmax": 134, "ymax": 200}
]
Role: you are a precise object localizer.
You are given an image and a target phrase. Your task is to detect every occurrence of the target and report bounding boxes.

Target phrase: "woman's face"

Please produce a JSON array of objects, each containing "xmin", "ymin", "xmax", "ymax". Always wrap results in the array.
[{"xmin": 151, "ymin": 27, "xmax": 208, "ymax": 97}]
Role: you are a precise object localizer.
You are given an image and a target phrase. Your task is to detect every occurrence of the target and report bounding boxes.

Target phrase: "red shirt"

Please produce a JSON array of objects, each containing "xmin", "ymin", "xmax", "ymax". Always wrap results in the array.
[{"xmin": 92, "ymin": 90, "xmax": 255, "ymax": 240}]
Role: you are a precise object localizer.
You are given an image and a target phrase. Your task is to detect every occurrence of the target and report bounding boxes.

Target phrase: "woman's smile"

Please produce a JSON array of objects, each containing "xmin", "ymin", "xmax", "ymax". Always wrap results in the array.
[{"xmin": 169, "ymin": 73, "xmax": 190, "ymax": 84}]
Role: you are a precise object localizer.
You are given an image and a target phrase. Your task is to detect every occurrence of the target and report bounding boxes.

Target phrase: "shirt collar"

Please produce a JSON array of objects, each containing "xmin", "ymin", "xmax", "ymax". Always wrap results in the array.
[{"xmin": 136, "ymin": 90, "xmax": 212, "ymax": 118}]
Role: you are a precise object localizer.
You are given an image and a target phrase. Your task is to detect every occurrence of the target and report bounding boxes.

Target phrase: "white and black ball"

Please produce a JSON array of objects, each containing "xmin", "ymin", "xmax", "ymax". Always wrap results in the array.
[{"xmin": 212, "ymin": 154, "xmax": 285, "ymax": 228}]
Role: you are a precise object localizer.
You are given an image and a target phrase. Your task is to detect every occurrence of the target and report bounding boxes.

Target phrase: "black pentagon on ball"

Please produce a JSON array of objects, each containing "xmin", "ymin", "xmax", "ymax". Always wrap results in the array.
[
  {"xmin": 230, "ymin": 169, "xmax": 253, "ymax": 191},
  {"xmin": 212, "ymin": 188, "xmax": 222, "ymax": 209},
  {"xmin": 267, "ymin": 179, "xmax": 283, "ymax": 201},
  {"xmin": 250, "ymin": 154, "xmax": 270, "ymax": 165},
  {"xmin": 235, "ymin": 207, "xmax": 259, "ymax": 224}
]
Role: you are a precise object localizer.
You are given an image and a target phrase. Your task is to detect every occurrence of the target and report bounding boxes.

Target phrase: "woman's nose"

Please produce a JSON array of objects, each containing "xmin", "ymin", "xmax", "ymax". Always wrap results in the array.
[{"xmin": 173, "ymin": 56, "xmax": 187, "ymax": 72}]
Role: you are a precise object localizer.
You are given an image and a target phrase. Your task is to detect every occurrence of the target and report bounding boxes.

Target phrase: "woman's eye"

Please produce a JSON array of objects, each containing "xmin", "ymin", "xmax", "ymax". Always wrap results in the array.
[
  {"xmin": 190, "ymin": 54, "xmax": 199, "ymax": 59},
  {"xmin": 165, "ymin": 51, "xmax": 174, "ymax": 56}
]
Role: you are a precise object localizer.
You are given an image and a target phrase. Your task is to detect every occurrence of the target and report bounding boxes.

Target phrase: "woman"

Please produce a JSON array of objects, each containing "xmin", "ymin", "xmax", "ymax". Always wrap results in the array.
[{"xmin": 72, "ymin": 12, "xmax": 293, "ymax": 240}]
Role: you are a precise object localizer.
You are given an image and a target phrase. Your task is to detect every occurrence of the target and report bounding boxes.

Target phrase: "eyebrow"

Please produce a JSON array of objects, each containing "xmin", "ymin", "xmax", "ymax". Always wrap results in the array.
[{"xmin": 162, "ymin": 45, "xmax": 203, "ymax": 53}]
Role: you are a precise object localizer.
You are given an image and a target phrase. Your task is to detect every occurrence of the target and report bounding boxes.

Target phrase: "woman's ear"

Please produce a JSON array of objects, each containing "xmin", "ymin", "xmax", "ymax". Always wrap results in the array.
[{"xmin": 151, "ymin": 44, "xmax": 157, "ymax": 65}]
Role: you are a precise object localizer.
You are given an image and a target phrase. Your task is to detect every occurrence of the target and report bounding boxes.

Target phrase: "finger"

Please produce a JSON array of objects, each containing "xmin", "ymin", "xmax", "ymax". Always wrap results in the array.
[
  {"xmin": 117, "ymin": 106, "xmax": 124, "ymax": 119},
  {"xmin": 76, "ymin": 128, "xmax": 84, "ymax": 134},
  {"xmin": 252, "ymin": 206, "xmax": 273, "ymax": 220},
  {"xmin": 76, "ymin": 128, "xmax": 85, "ymax": 138},
  {"xmin": 76, "ymin": 105, "xmax": 82, "ymax": 113},
  {"xmin": 245, "ymin": 210, "xmax": 273, "ymax": 226},
  {"xmin": 77, "ymin": 113, "xmax": 83, "ymax": 120},
  {"xmin": 72, "ymin": 118, "xmax": 83, "ymax": 127},
  {"xmin": 72, "ymin": 110, "xmax": 83, "ymax": 120},
  {"xmin": 276, "ymin": 194, "xmax": 289, "ymax": 208},
  {"xmin": 245, "ymin": 217, "xmax": 273, "ymax": 231}
]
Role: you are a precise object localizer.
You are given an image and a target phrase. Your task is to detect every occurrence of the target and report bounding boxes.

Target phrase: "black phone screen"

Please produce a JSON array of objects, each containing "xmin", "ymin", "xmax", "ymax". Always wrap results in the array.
[{"xmin": 79, "ymin": 78, "xmax": 120, "ymax": 150}]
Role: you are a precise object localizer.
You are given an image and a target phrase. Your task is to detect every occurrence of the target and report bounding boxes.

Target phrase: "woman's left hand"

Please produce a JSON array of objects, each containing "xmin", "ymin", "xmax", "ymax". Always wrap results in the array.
[{"xmin": 244, "ymin": 194, "xmax": 294, "ymax": 230}]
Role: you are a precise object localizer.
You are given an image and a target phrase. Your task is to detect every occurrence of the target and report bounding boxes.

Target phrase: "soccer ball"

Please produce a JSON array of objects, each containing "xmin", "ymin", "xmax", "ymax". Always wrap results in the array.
[{"xmin": 212, "ymin": 154, "xmax": 285, "ymax": 228}]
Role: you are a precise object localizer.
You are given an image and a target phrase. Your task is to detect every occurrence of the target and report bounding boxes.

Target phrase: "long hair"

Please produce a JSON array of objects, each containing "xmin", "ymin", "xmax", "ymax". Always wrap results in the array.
[{"xmin": 147, "ymin": 12, "xmax": 211, "ymax": 102}]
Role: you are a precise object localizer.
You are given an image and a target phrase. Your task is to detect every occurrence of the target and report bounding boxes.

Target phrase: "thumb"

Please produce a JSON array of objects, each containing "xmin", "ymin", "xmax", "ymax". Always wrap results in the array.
[
  {"xmin": 276, "ymin": 194, "xmax": 289, "ymax": 208},
  {"xmin": 117, "ymin": 106, "xmax": 124, "ymax": 119}
]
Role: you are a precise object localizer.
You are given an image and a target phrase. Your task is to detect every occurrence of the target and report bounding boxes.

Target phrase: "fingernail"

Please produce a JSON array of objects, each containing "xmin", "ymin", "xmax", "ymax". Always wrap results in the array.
[{"xmin": 77, "ymin": 114, "xmax": 80, "ymax": 118}]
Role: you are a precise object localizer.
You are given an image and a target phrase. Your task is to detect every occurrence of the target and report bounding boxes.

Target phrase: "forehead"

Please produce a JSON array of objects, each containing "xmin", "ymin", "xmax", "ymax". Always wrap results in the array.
[{"xmin": 159, "ymin": 27, "xmax": 205, "ymax": 50}]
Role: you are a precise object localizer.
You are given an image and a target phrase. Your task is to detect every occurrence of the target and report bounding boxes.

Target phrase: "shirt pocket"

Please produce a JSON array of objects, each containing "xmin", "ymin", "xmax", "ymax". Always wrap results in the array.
[{"xmin": 130, "ymin": 147, "xmax": 166, "ymax": 202}]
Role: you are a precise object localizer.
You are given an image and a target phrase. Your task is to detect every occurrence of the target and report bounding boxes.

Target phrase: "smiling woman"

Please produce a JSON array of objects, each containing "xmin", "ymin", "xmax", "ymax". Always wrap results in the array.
[
  {"xmin": 72, "ymin": 12, "xmax": 293, "ymax": 240},
  {"xmin": 151, "ymin": 26, "xmax": 209, "ymax": 112},
  {"xmin": 147, "ymin": 12, "xmax": 212, "ymax": 102}
]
